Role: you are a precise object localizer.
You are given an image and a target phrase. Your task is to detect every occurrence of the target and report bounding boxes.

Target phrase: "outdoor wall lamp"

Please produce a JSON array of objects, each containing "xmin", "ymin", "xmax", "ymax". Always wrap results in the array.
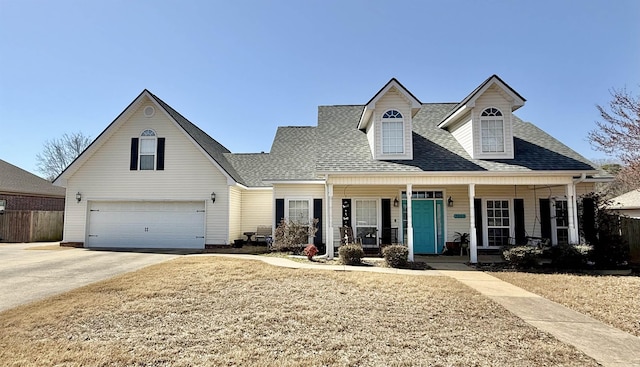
[
  {"xmin": 393, "ymin": 197, "xmax": 399, "ymax": 207},
  {"xmin": 211, "ymin": 192, "xmax": 216, "ymax": 203},
  {"xmin": 447, "ymin": 196, "xmax": 454, "ymax": 207},
  {"xmin": 76, "ymin": 192, "xmax": 82, "ymax": 203}
]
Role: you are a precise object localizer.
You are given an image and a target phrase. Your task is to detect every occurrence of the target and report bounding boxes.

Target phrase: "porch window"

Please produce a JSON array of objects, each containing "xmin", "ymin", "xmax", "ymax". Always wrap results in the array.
[
  {"xmin": 355, "ymin": 199, "xmax": 377, "ymax": 246},
  {"xmin": 552, "ymin": 199, "xmax": 569, "ymax": 244},
  {"xmin": 287, "ymin": 199, "xmax": 310, "ymax": 224},
  {"xmin": 486, "ymin": 199, "xmax": 510, "ymax": 246}
]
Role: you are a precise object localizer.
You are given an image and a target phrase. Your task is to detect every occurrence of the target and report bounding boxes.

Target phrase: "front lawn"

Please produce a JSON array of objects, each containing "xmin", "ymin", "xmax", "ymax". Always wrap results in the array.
[
  {"xmin": 0, "ymin": 256, "xmax": 598, "ymax": 366},
  {"xmin": 490, "ymin": 271, "xmax": 640, "ymax": 337}
]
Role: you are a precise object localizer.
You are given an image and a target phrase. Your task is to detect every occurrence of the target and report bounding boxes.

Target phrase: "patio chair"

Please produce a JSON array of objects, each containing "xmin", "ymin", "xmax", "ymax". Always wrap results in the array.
[{"xmin": 254, "ymin": 226, "xmax": 272, "ymax": 245}]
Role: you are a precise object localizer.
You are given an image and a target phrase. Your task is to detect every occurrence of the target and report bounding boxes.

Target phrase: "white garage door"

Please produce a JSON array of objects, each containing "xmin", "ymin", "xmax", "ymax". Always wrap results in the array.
[{"xmin": 87, "ymin": 201, "xmax": 205, "ymax": 249}]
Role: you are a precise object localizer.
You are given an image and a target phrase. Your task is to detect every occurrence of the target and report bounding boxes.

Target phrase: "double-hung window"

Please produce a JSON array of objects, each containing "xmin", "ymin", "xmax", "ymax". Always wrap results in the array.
[
  {"xmin": 287, "ymin": 199, "xmax": 310, "ymax": 224},
  {"xmin": 480, "ymin": 107, "xmax": 504, "ymax": 153},
  {"xmin": 486, "ymin": 199, "xmax": 510, "ymax": 246},
  {"xmin": 139, "ymin": 129, "xmax": 157, "ymax": 170},
  {"xmin": 355, "ymin": 199, "xmax": 377, "ymax": 246},
  {"xmin": 552, "ymin": 199, "xmax": 569, "ymax": 244},
  {"xmin": 381, "ymin": 110, "xmax": 404, "ymax": 154}
]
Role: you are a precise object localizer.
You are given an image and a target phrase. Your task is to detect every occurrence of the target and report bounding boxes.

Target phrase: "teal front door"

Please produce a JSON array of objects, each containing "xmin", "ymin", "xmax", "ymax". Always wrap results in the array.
[{"xmin": 412, "ymin": 200, "xmax": 437, "ymax": 254}]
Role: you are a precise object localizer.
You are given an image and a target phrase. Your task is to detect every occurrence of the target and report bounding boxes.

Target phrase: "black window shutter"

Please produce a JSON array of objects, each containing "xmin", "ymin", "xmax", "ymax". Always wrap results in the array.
[
  {"xmin": 381, "ymin": 199, "xmax": 391, "ymax": 244},
  {"xmin": 156, "ymin": 138, "xmax": 165, "ymax": 170},
  {"xmin": 474, "ymin": 198, "xmax": 483, "ymax": 247},
  {"xmin": 313, "ymin": 199, "xmax": 323, "ymax": 247},
  {"xmin": 540, "ymin": 199, "xmax": 552, "ymax": 240},
  {"xmin": 130, "ymin": 138, "xmax": 139, "ymax": 170},
  {"xmin": 514, "ymin": 199, "xmax": 526, "ymax": 245},
  {"xmin": 582, "ymin": 197, "xmax": 597, "ymax": 245},
  {"xmin": 275, "ymin": 199, "xmax": 285, "ymax": 227}
]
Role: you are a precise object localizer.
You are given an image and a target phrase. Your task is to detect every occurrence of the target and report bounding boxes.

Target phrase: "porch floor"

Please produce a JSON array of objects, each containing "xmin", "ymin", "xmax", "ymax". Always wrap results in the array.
[{"xmin": 413, "ymin": 254, "xmax": 503, "ymax": 264}]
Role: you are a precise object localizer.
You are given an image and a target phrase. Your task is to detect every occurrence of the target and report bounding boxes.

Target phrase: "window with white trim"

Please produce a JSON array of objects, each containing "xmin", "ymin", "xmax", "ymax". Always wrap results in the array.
[
  {"xmin": 382, "ymin": 109, "xmax": 404, "ymax": 154},
  {"xmin": 355, "ymin": 199, "xmax": 377, "ymax": 246},
  {"xmin": 480, "ymin": 107, "xmax": 504, "ymax": 153},
  {"xmin": 486, "ymin": 199, "xmax": 510, "ymax": 246},
  {"xmin": 552, "ymin": 199, "xmax": 569, "ymax": 244},
  {"xmin": 287, "ymin": 199, "xmax": 310, "ymax": 224},
  {"xmin": 139, "ymin": 129, "xmax": 157, "ymax": 170}
]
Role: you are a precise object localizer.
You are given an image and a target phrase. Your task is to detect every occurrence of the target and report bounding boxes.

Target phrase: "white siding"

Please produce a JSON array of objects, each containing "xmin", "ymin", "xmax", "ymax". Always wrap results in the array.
[
  {"xmin": 63, "ymin": 97, "xmax": 231, "ymax": 245},
  {"xmin": 241, "ymin": 189, "xmax": 273, "ymax": 234},
  {"xmin": 472, "ymin": 85, "xmax": 515, "ymax": 159},
  {"xmin": 449, "ymin": 111, "xmax": 473, "ymax": 157},
  {"xmin": 228, "ymin": 186, "xmax": 242, "ymax": 243},
  {"xmin": 373, "ymin": 88, "xmax": 413, "ymax": 160}
]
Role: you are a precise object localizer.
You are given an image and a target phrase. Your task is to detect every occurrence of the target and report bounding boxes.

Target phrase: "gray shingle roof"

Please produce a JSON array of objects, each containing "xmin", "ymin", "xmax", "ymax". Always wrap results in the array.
[
  {"xmin": 0, "ymin": 159, "xmax": 65, "ymax": 197},
  {"xmin": 313, "ymin": 103, "xmax": 597, "ymax": 173},
  {"xmin": 147, "ymin": 91, "xmax": 246, "ymax": 185}
]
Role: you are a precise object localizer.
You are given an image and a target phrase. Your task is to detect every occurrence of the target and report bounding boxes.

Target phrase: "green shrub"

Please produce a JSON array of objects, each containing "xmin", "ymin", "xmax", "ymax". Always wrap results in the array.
[
  {"xmin": 382, "ymin": 245, "xmax": 409, "ymax": 268},
  {"xmin": 547, "ymin": 243, "xmax": 591, "ymax": 269},
  {"xmin": 338, "ymin": 244, "xmax": 364, "ymax": 265},
  {"xmin": 502, "ymin": 246, "xmax": 542, "ymax": 269}
]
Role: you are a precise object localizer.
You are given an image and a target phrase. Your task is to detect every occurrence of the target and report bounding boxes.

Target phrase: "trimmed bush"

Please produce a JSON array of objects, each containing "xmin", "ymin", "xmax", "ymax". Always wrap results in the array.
[
  {"xmin": 303, "ymin": 244, "xmax": 318, "ymax": 260},
  {"xmin": 547, "ymin": 243, "xmax": 591, "ymax": 269},
  {"xmin": 502, "ymin": 246, "xmax": 542, "ymax": 269},
  {"xmin": 383, "ymin": 245, "xmax": 409, "ymax": 268},
  {"xmin": 338, "ymin": 244, "xmax": 364, "ymax": 265}
]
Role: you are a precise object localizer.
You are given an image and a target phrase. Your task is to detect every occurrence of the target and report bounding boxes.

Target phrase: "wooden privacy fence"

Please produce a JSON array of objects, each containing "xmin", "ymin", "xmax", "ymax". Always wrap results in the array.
[
  {"xmin": 0, "ymin": 210, "xmax": 64, "ymax": 242},
  {"xmin": 620, "ymin": 217, "xmax": 640, "ymax": 264}
]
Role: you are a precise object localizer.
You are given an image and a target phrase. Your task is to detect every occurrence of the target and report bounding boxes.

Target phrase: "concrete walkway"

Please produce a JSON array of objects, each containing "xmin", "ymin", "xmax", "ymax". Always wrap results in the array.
[{"xmin": 214, "ymin": 254, "xmax": 640, "ymax": 367}]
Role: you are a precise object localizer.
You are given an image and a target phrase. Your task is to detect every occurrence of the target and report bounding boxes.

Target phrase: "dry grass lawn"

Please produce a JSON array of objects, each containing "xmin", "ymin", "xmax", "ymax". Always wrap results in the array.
[
  {"xmin": 0, "ymin": 256, "xmax": 599, "ymax": 367},
  {"xmin": 491, "ymin": 271, "xmax": 640, "ymax": 338}
]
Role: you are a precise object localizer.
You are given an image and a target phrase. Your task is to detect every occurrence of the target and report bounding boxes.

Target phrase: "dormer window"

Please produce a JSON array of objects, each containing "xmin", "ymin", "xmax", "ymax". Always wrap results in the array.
[
  {"xmin": 382, "ymin": 109, "xmax": 404, "ymax": 154},
  {"xmin": 139, "ymin": 129, "xmax": 157, "ymax": 170},
  {"xmin": 480, "ymin": 107, "xmax": 504, "ymax": 153}
]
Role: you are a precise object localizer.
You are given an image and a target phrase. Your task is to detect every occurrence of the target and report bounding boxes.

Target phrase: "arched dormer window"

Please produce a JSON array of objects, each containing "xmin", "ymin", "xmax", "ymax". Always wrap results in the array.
[
  {"xmin": 480, "ymin": 107, "xmax": 504, "ymax": 153},
  {"xmin": 139, "ymin": 129, "xmax": 157, "ymax": 170},
  {"xmin": 382, "ymin": 109, "xmax": 404, "ymax": 154}
]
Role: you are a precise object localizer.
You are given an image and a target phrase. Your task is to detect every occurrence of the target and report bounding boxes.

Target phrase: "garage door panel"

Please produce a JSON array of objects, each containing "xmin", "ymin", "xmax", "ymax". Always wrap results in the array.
[{"xmin": 88, "ymin": 201, "xmax": 205, "ymax": 249}]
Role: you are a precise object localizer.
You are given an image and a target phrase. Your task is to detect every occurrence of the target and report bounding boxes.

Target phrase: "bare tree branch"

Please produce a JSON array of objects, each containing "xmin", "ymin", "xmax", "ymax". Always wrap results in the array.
[
  {"xmin": 36, "ymin": 132, "xmax": 91, "ymax": 181},
  {"xmin": 588, "ymin": 86, "xmax": 640, "ymax": 193}
]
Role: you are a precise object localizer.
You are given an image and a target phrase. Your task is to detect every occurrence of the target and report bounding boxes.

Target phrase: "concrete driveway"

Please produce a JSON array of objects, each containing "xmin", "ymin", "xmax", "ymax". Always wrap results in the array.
[{"xmin": 0, "ymin": 243, "xmax": 180, "ymax": 312}]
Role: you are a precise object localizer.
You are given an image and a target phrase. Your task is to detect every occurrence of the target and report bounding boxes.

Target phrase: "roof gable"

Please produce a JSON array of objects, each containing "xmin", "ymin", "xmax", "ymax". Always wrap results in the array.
[
  {"xmin": 358, "ymin": 78, "xmax": 422, "ymax": 130},
  {"xmin": 54, "ymin": 90, "xmax": 244, "ymax": 186},
  {"xmin": 438, "ymin": 74, "xmax": 526, "ymax": 128}
]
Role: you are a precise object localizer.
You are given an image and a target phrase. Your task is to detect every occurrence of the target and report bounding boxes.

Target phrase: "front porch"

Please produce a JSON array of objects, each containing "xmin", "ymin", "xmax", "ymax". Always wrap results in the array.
[{"xmin": 323, "ymin": 177, "xmax": 596, "ymax": 262}]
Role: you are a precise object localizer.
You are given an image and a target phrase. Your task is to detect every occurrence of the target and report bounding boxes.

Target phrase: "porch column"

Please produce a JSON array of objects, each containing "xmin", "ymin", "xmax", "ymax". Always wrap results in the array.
[
  {"xmin": 406, "ymin": 184, "xmax": 414, "ymax": 261},
  {"xmin": 327, "ymin": 184, "xmax": 334, "ymax": 259},
  {"xmin": 468, "ymin": 183, "xmax": 478, "ymax": 263},
  {"xmin": 566, "ymin": 183, "xmax": 579, "ymax": 244}
]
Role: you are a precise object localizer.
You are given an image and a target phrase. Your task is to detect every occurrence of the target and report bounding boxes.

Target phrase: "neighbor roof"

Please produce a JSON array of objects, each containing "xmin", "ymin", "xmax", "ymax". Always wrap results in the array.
[
  {"xmin": 609, "ymin": 189, "xmax": 640, "ymax": 209},
  {"xmin": 0, "ymin": 159, "xmax": 65, "ymax": 197}
]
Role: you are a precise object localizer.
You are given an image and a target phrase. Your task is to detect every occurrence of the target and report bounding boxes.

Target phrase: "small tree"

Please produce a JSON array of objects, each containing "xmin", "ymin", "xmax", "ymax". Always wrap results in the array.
[
  {"xmin": 579, "ymin": 192, "xmax": 629, "ymax": 268},
  {"xmin": 272, "ymin": 218, "xmax": 318, "ymax": 254},
  {"xmin": 36, "ymin": 131, "xmax": 91, "ymax": 181}
]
